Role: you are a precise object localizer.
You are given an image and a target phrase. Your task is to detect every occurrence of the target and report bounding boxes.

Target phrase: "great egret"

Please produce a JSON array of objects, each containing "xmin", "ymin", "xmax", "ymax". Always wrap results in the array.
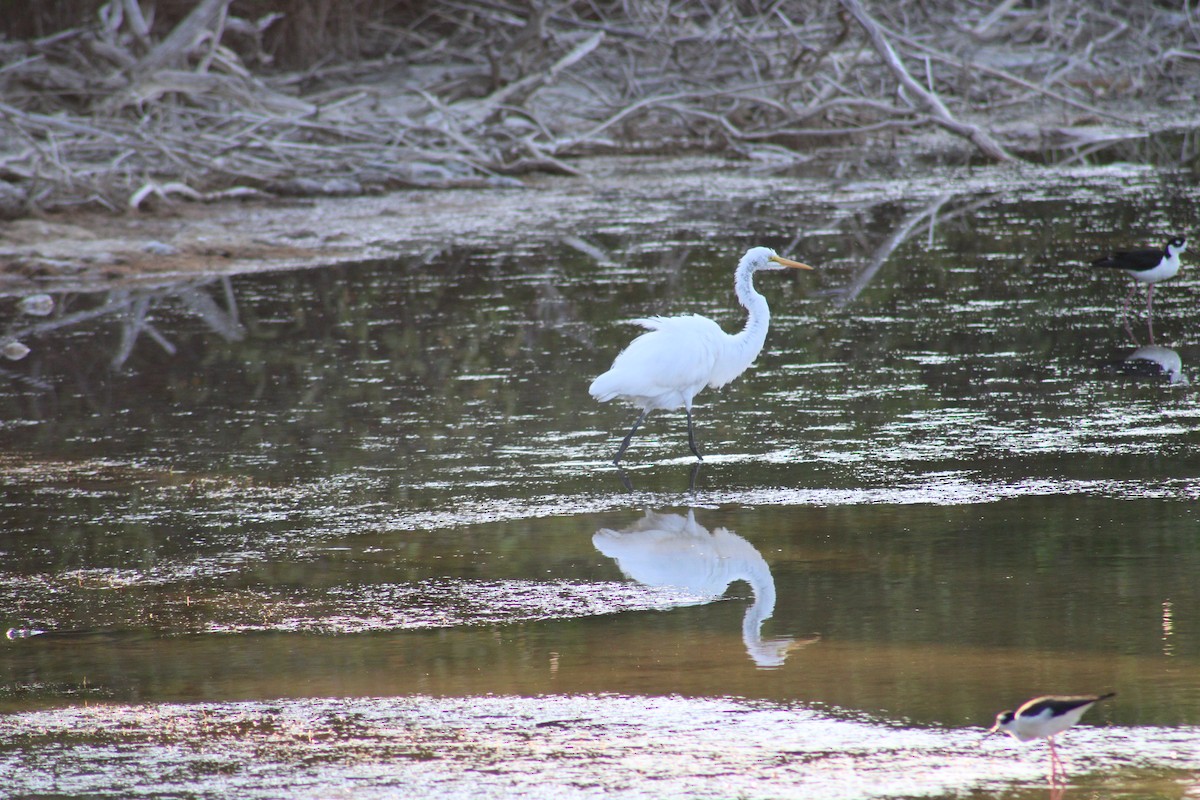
[
  {"xmin": 589, "ymin": 246, "xmax": 814, "ymax": 465},
  {"xmin": 1091, "ymin": 236, "xmax": 1186, "ymax": 320},
  {"xmin": 989, "ymin": 693, "xmax": 1115, "ymax": 784}
]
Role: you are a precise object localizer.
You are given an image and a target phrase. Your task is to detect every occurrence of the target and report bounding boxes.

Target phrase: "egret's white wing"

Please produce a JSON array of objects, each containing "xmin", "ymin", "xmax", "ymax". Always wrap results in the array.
[{"xmin": 589, "ymin": 315, "xmax": 726, "ymax": 410}]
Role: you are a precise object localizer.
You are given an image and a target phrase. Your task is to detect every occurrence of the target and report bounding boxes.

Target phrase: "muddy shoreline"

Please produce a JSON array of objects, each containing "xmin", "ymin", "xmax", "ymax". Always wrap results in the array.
[{"xmin": 0, "ymin": 149, "xmax": 1070, "ymax": 294}]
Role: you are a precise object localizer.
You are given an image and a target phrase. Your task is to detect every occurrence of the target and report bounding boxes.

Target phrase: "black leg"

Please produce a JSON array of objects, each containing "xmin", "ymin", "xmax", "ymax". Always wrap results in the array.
[
  {"xmin": 685, "ymin": 407, "xmax": 703, "ymax": 461},
  {"xmin": 613, "ymin": 410, "xmax": 647, "ymax": 466},
  {"xmin": 616, "ymin": 467, "xmax": 633, "ymax": 491}
]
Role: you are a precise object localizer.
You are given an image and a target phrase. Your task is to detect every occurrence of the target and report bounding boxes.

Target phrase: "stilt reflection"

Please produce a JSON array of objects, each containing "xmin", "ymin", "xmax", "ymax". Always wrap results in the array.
[{"xmin": 1103, "ymin": 344, "xmax": 1186, "ymax": 385}]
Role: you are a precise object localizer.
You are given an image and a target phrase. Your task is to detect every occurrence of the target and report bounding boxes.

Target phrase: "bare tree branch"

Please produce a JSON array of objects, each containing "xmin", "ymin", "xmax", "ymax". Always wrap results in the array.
[
  {"xmin": 2, "ymin": 1, "xmax": 1194, "ymax": 213},
  {"xmin": 838, "ymin": 0, "xmax": 1016, "ymax": 162},
  {"xmin": 135, "ymin": 0, "xmax": 233, "ymax": 74}
]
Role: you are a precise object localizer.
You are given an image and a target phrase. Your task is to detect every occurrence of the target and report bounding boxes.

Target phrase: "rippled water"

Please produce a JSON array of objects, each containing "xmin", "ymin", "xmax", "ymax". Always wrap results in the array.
[
  {"xmin": 3, "ymin": 695, "xmax": 1197, "ymax": 800},
  {"xmin": 2, "ymin": 157, "xmax": 1199, "ymax": 797}
]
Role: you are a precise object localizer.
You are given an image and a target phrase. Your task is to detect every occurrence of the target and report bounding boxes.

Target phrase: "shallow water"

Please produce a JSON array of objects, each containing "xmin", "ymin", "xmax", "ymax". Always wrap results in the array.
[
  {"xmin": 2, "ymin": 157, "xmax": 1199, "ymax": 798},
  {"xmin": 3, "ymin": 695, "xmax": 1197, "ymax": 800}
]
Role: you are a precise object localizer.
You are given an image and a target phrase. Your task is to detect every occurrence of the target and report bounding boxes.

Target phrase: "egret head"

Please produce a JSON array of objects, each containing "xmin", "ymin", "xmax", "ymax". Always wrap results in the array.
[{"xmin": 741, "ymin": 246, "xmax": 814, "ymax": 272}]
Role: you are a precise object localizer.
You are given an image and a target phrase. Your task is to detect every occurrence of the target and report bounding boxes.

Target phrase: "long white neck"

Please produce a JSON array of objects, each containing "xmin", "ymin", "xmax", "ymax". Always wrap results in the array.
[
  {"xmin": 706, "ymin": 256, "xmax": 772, "ymax": 389},
  {"xmin": 733, "ymin": 258, "xmax": 771, "ymax": 357}
]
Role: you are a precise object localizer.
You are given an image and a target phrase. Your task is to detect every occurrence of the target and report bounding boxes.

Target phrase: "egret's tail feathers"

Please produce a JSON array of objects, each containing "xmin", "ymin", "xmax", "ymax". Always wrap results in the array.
[{"xmin": 589, "ymin": 371, "xmax": 619, "ymax": 402}]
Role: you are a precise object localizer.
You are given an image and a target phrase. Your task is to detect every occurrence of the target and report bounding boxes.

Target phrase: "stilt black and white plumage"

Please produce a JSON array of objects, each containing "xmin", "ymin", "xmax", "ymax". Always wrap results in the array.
[
  {"xmin": 1091, "ymin": 236, "xmax": 1186, "ymax": 321},
  {"xmin": 990, "ymin": 692, "xmax": 1115, "ymax": 785}
]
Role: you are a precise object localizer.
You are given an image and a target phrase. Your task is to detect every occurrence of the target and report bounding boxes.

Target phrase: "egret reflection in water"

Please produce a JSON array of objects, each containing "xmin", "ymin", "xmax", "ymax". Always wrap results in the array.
[{"xmin": 593, "ymin": 509, "xmax": 814, "ymax": 668}]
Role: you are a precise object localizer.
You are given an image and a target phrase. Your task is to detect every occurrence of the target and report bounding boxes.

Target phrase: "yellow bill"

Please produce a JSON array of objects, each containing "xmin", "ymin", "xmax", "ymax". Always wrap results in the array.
[{"xmin": 769, "ymin": 254, "xmax": 814, "ymax": 270}]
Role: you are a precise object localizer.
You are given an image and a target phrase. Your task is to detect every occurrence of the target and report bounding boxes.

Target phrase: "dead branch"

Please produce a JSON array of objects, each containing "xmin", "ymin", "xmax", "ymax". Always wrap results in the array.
[
  {"xmin": 1, "ymin": 1, "xmax": 1196, "ymax": 215},
  {"xmin": 457, "ymin": 31, "xmax": 605, "ymax": 125},
  {"xmin": 838, "ymin": 0, "xmax": 1016, "ymax": 162},
  {"xmin": 886, "ymin": 28, "xmax": 1134, "ymax": 124},
  {"xmin": 135, "ymin": 0, "xmax": 233, "ymax": 74}
]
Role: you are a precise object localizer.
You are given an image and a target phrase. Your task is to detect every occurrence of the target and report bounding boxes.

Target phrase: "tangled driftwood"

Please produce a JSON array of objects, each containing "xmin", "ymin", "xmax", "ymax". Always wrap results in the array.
[{"xmin": 1, "ymin": 0, "xmax": 1198, "ymax": 215}]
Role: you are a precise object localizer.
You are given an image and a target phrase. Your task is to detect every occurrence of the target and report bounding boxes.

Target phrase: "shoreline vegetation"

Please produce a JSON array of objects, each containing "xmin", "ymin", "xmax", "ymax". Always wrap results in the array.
[{"xmin": 1, "ymin": 1, "xmax": 1199, "ymax": 218}]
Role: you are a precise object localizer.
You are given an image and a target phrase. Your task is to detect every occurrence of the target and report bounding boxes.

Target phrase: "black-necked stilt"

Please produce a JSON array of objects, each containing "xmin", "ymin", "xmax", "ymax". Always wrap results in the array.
[
  {"xmin": 1091, "ymin": 236, "xmax": 1186, "ymax": 322},
  {"xmin": 989, "ymin": 692, "xmax": 1115, "ymax": 784}
]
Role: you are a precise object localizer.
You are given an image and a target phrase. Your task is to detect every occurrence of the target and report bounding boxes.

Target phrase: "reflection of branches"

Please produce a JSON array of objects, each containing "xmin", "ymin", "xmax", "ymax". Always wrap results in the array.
[
  {"xmin": 111, "ymin": 292, "xmax": 177, "ymax": 369},
  {"xmin": 4, "ymin": 276, "xmax": 244, "ymax": 372},
  {"xmin": 833, "ymin": 194, "xmax": 951, "ymax": 309},
  {"xmin": 831, "ymin": 194, "xmax": 992, "ymax": 310},
  {"xmin": 0, "ymin": 365, "xmax": 52, "ymax": 391}
]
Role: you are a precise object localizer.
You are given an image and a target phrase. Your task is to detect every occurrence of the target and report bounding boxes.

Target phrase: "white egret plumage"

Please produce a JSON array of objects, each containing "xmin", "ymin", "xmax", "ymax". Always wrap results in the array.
[
  {"xmin": 592, "ymin": 509, "xmax": 814, "ymax": 667},
  {"xmin": 589, "ymin": 246, "xmax": 814, "ymax": 465}
]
